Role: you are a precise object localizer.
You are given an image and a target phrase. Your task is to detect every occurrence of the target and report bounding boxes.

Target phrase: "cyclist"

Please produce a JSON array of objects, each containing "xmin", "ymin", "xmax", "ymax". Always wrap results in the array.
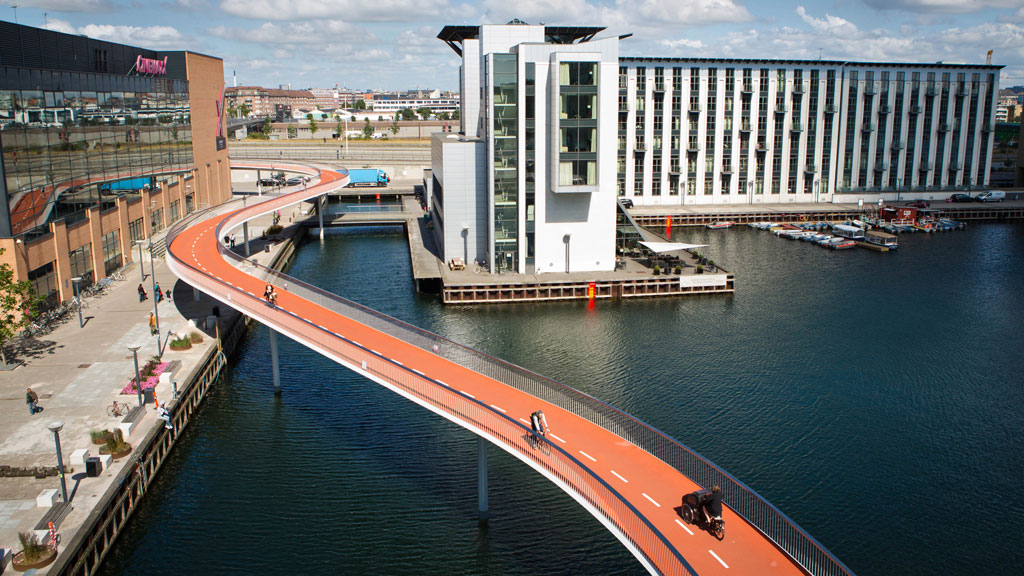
[
  {"xmin": 530, "ymin": 409, "xmax": 549, "ymax": 439},
  {"xmin": 702, "ymin": 484, "xmax": 723, "ymax": 525}
]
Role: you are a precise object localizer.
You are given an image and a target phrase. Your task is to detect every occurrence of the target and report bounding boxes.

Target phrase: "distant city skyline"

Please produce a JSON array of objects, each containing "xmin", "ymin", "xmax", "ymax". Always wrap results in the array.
[{"xmin": 7, "ymin": 0, "xmax": 1023, "ymax": 91}]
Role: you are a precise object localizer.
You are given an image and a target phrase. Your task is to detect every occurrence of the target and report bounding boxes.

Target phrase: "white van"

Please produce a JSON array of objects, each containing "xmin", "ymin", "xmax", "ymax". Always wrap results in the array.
[{"xmin": 976, "ymin": 190, "xmax": 1005, "ymax": 202}]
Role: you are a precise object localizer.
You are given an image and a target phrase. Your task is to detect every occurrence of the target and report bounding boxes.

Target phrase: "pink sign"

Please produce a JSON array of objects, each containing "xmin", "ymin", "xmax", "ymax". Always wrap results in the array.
[{"xmin": 134, "ymin": 55, "xmax": 168, "ymax": 76}]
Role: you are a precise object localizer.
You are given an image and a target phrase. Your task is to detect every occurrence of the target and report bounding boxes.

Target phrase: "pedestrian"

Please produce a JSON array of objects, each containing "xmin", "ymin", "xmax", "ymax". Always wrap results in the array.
[
  {"xmin": 230, "ymin": 234, "xmax": 236, "ymax": 248},
  {"xmin": 138, "ymin": 284, "xmax": 147, "ymax": 302},
  {"xmin": 224, "ymin": 234, "xmax": 230, "ymax": 246},
  {"xmin": 269, "ymin": 288, "xmax": 278, "ymax": 307},
  {"xmin": 149, "ymin": 312, "xmax": 157, "ymax": 335},
  {"xmin": 264, "ymin": 284, "xmax": 273, "ymax": 304},
  {"xmin": 165, "ymin": 288, "xmax": 172, "ymax": 301},
  {"xmin": 155, "ymin": 282, "xmax": 162, "ymax": 303},
  {"xmin": 26, "ymin": 387, "xmax": 39, "ymax": 415}
]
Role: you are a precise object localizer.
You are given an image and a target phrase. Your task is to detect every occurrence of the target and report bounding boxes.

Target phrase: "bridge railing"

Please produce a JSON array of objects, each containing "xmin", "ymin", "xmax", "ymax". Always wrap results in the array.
[{"xmin": 168, "ymin": 163, "xmax": 853, "ymax": 576}]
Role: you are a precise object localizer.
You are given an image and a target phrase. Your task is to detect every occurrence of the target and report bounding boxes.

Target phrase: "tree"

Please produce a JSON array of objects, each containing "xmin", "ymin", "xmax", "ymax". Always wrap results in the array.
[
  {"xmin": 451, "ymin": 110, "xmax": 460, "ymax": 120},
  {"xmin": 416, "ymin": 107, "xmax": 433, "ymax": 120},
  {"xmin": 306, "ymin": 113, "xmax": 318, "ymax": 136},
  {"xmin": 287, "ymin": 123, "xmax": 297, "ymax": 139},
  {"xmin": 239, "ymin": 103, "xmax": 251, "ymax": 118},
  {"xmin": 399, "ymin": 108, "xmax": 416, "ymax": 121},
  {"xmin": 390, "ymin": 118, "xmax": 400, "ymax": 136},
  {"xmin": 335, "ymin": 115, "xmax": 343, "ymax": 138},
  {"xmin": 353, "ymin": 100, "xmax": 366, "ymax": 110},
  {"xmin": 362, "ymin": 118, "xmax": 373, "ymax": 139},
  {"xmin": 438, "ymin": 111, "xmax": 450, "ymax": 121},
  {"xmin": 262, "ymin": 117, "xmax": 272, "ymax": 136},
  {"xmin": 0, "ymin": 248, "xmax": 39, "ymax": 366},
  {"xmin": 227, "ymin": 105, "xmax": 237, "ymax": 119}
]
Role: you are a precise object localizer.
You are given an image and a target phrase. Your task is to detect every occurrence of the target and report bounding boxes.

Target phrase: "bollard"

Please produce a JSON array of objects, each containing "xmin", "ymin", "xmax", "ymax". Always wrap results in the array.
[{"xmin": 173, "ymin": 380, "xmax": 179, "ymax": 399}]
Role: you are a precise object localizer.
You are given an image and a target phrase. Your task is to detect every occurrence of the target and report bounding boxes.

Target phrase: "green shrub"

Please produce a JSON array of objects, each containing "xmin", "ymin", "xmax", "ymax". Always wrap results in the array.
[
  {"xmin": 18, "ymin": 531, "xmax": 49, "ymax": 562},
  {"xmin": 90, "ymin": 429, "xmax": 111, "ymax": 443},
  {"xmin": 265, "ymin": 224, "xmax": 284, "ymax": 236},
  {"xmin": 169, "ymin": 336, "xmax": 191, "ymax": 350},
  {"xmin": 189, "ymin": 331, "xmax": 204, "ymax": 343}
]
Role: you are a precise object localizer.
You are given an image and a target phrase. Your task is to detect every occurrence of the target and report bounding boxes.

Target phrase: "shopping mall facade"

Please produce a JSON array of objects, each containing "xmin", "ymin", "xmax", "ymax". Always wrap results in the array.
[{"xmin": 0, "ymin": 21, "xmax": 230, "ymax": 307}]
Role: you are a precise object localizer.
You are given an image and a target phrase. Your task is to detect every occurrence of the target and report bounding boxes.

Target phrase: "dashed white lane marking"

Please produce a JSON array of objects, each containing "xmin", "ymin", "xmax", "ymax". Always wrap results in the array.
[
  {"xmin": 611, "ymin": 470, "xmax": 629, "ymax": 483},
  {"xmin": 489, "ymin": 404, "xmax": 507, "ymax": 413},
  {"xmin": 674, "ymin": 519, "xmax": 694, "ymax": 535},
  {"xmin": 578, "ymin": 450, "xmax": 597, "ymax": 462},
  {"xmin": 370, "ymin": 349, "xmax": 381, "ymax": 355},
  {"xmin": 519, "ymin": 418, "xmax": 530, "ymax": 424},
  {"xmin": 548, "ymin": 433, "xmax": 566, "ymax": 444},
  {"xmin": 641, "ymin": 493, "xmax": 661, "ymax": 507},
  {"xmin": 708, "ymin": 550, "xmax": 729, "ymax": 568},
  {"xmin": 461, "ymin": 391, "xmax": 475, "ymax": 399},
  {"xmin": 392, "ymin": 359, "xmax": 403, "ymax": 366},
  {"xmin": 351, "ymin": 341, "xmax": 362, "ymax": 347},
  {"xmin": 436, "ymin": 380, "xmax": 450, "ymax": 388},
  {"xmin": 411, "ymin": 368, "xmax": 425, "ymax": 376}
]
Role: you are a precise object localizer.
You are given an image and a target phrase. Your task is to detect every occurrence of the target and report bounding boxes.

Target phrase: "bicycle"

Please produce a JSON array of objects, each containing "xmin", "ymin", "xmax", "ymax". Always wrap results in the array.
[
  {"xmin": 107, "ymin": 400, "xmax": 132, "ymax": 417},
  {"xmin": 111, "ymin": 270, "xmax": 126, "ymax": 281}
]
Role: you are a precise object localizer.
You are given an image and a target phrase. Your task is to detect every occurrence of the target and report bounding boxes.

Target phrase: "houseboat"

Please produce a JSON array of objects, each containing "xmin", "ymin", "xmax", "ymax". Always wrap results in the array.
[
  {"xmin": 863, "ymin": 229, "xmax": 899, "ymax": 251},
  {"xmin": 832, "ymin": 224, "xmax": 866, "ymax": 240}
]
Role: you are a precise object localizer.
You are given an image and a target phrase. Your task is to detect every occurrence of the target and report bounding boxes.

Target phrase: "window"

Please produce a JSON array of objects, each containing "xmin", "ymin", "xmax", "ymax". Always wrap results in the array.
[
  {"xmin": 151, "ymin": 208, "xmax": 164, "ymax": 235},
  {"xmin": 101, "ymin": 230, "xmax": 122, "ymax": 276},
  {"xmin": 128, "ymin": 217, "xmax": 145, "ymax": 242},
  {"xmin": 68, "ymin": 244, "xmax": 94, "ymax": 286}
]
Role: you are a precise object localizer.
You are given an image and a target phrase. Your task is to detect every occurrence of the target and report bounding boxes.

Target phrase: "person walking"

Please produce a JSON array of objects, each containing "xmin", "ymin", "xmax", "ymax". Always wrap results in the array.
[
  {"xmin": 165, "ymin": 288, "xmax": 173, "ymax": 302},
  {"xmin": 149, "ymin": 312, "xmax": 157, "ymax": 335},
  {"xmin": 26, "ymin": 387, "xmax": 39, "ymax": 415},
  {"xmin": 155, "ymin": 282, "xmax": 163, "ymax": 303},
  {"xmin": 138, "ymin": 284, "xmax": 147, "ymax": 302}
]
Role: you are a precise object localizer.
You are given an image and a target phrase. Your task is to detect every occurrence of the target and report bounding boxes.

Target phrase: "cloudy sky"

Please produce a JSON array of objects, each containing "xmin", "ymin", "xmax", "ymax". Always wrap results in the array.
[{"xmin": 8, "ymin": 0, "xmax": 1024, "ymax": 92}]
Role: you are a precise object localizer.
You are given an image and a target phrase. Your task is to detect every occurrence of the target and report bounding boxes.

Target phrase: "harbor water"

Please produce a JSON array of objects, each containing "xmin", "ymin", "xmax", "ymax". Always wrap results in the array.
[{"xmin": 98, "ymin": 222, "xmax": 1024, "ymax": 575}]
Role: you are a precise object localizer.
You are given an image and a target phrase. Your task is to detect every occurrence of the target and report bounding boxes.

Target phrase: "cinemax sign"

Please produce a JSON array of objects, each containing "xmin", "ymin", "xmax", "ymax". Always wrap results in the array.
[{"xmin": 131, "ymin": 55, "xmax": 168, "ymax": 76}]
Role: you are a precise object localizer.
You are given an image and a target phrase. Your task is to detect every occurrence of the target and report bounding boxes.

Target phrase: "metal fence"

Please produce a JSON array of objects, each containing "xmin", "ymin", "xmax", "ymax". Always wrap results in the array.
[
  {"xmin": 166, "ymin": 165, "xmax": 854, "ymax": 576},
  {"xmin": 229, "ymin": 148, "xmax": 430, "ymax": 164}
]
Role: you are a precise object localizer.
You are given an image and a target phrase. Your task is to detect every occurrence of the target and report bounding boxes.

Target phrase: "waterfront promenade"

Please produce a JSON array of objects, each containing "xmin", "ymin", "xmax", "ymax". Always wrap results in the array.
[{"xmin": 0, "ymin": 195, "xmax": 297, "ymax": 572}]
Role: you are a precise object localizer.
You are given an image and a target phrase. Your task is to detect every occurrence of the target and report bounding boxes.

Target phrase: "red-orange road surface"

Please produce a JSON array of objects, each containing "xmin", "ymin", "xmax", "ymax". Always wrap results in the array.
[{"xmin": 167, "ymin": 162, "xmax": 813, "ymax": 576}]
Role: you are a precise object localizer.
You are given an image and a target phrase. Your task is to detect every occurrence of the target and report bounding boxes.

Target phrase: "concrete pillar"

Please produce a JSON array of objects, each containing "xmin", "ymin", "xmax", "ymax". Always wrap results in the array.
[
  {"xmin": 478, "ymin": 436, "xmax": 488, "ymax": 521},
  {"xmin": 318, "ymin": 196, "xmax": 325, "ymax": 240},
  {"xmin": 243, "ymin": 222, "xmax": 250, "ymax": 256},
  {"xmin": 269, "ymin": 327, "xmax": 281, "ymax": 395}
]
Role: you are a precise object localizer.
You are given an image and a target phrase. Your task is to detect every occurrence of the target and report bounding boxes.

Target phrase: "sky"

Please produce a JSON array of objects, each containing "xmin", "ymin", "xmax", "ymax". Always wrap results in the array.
[{"xmin": 6, "ymin": 0, "xmax": 1024, "ymax": 92}]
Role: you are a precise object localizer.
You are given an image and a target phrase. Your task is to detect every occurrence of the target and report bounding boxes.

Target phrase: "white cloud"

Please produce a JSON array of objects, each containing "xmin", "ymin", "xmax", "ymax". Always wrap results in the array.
[
  {"xmin": 209, "ymin": 20, "xmax": 376, "ymax": 45},
  {"xmin": 795, "ymin": 6, "xmax": 858, "ymax": 37},
  {"xmin": 15, "ymin": 0, "xmax": 113, "ymax": 11},
  {"xmin": 617, "ymin": 0, "xmax": 752, "ymax": 25},
  {"xmin": 217, "ymin": 0, "xmax": 455, "ymax": 22},
  {"xmin": 77, "ymin": 24, "xmax": 186, "ymax": 48},
  {"xmin": 479, "ymin": 0, "xmax": 593, "ymax": 23},
  {"xmin": 861, "ymin": 0, "xmax": 1021, "ymax": 14},
  {"xmin": 661, "ymin": 38, "xmax": 704, "ymax": 50},
  {"xmin": 43, "ymin": 17, "xmax": 77, "ymax": 35}
]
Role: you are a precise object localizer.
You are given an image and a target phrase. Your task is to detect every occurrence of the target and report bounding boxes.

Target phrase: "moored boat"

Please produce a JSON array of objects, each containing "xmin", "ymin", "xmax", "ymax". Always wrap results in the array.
[
  {"xmin": 832, "ymin": 224, "xmax": 866, "ymax": 240},
  {"xmin": 865, "ymin": 229, "xmax": 899, "ymax": 250},
  {"xmin": 707, "ymin": 221, "xmax": 735, "ymax": 230}
]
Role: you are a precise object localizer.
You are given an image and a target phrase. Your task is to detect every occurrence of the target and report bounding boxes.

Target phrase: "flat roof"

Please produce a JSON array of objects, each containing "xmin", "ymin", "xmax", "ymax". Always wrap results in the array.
[
  {"xmin": 620, "ymin": 56, "xmax": 1003, "ymax": 70},
  {"xmin": 438, "ymin": 24, "xmax": 605, "ymax": 56}
]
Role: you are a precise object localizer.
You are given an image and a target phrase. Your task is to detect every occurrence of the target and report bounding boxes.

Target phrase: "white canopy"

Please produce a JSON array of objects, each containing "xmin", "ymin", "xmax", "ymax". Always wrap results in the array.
[{"xmin": 639, "ymin": 241, "xmax": 708, "ymax": 254}]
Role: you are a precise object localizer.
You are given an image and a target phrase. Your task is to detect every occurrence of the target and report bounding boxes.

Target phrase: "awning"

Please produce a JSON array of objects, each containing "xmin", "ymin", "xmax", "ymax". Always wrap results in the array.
[{"xmin": 639, "ymin": 241, "xmax": 708, "ymax": 254}]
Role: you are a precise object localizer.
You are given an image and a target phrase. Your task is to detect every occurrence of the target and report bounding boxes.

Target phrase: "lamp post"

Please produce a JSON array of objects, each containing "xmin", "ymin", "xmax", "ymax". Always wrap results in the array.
[
  {"xmin": 563, "ymin": 234, "xmax": 571, "ymax": 274},
  {"xmin": 46, "ymin": 421, "xmax": 69, "ymax": 503},
  {"xmin": 813, "ymin": 179, "xmax": 819, "ymax": 205},
  {"xmin": 136, "ymin": 239, "xmax": 146, "ymax": 282},
  {"xmin": 148, "ymin": 241, "xmax": 161, "ymax": 354},
  {"xmin": 129, "ymin": 345, "xmax": 144, "ymax": 407},
  {"xmin": 71, "ymin": 276, "xmax": 83, "ymax": 328}
]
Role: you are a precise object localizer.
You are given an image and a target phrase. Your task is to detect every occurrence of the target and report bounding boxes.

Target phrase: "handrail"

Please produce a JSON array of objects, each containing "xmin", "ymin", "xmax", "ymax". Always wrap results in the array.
[{"xmin": 167, "ymin": 160, "xmax": 854, "ymax": 576}]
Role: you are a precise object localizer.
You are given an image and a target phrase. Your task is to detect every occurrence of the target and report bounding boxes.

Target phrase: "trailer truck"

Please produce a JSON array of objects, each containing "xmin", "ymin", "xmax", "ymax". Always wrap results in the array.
[
  {"xmin": 345, "ymin": 169, "xmax": 389, "ymax": 188},
  {"xmin": 99, "ymin": 177, "xmax": 155, "ymax": 194}
]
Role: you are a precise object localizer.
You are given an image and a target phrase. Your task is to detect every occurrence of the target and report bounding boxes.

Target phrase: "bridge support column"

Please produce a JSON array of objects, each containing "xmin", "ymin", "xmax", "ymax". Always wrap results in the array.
[
  {"xmin": 477, "ymin": 436, "xmax": 488, "ymax": 522},
  {"xmin": 269, "ymin": 327, "xmax": 281, "ymax": 395},
  {"xmin": 242, "ymin": 222, "xmax": 250, "ymax": 256},
  {"xmin": 318, "ymin": 196, "xmax": 325, "ymax": 240}
]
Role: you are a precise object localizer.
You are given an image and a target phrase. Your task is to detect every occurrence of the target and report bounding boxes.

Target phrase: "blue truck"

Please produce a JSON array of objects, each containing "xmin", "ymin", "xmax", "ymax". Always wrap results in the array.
[
  {"xmin": 345, "ymin": 169, "xmax": 389, "ymax": 188},
  {"xmin": 99, "ymin": 177, "xmax": 155, "ymax": 193}
]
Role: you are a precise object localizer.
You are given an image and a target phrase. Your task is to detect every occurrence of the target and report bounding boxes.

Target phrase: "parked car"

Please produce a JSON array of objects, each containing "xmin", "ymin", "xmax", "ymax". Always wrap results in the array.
[
  {"xmin": 976, "ymin": 190, "xmax": 1005, "ymax": 202},
  {"xmin": 948, "ymin": 193, "xmax": 973, "ymax": 203},
  {"xmin": 907, "ymin": 200, "xmax": 930, "ymax": 208},
  {"xmin": 258, "ymin": 178, "xmax": 278, "ymax": 187},
  {"xmin": 284, "ymin": 177, "xmax": 304, "ymax": 186}
]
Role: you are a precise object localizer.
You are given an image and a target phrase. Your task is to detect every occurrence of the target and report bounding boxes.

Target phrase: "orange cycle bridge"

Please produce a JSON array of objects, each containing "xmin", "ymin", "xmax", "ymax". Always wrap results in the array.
[{"xmin": 166, "ymin": 162, "xmax": 854, "ymax": 576}]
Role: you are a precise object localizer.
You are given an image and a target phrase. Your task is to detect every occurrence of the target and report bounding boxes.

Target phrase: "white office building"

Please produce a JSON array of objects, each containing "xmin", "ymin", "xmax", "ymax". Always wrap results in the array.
[
  {"xmin": 617, "ymin": 59, "xmax": 1001, "ymax": 206},
  {"xmin": 430, "ymin": 23, "xmax": 619, "ymax": 274},
  {"xmin": 429, "ymin": 22, "xmax": 1002, "ymax": 276}
]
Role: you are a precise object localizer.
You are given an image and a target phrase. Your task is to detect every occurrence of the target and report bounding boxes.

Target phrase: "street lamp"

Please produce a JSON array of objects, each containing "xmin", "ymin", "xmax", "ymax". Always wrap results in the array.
[
  {"xmin": 128, "ymin": 345, "xmax": 144, "ymax": 407},
  {"xmin": 813, "ymin": 180, "xmax": 819, "ymax": 205},
  {"xmin": 136, "ymin": 239, "xmax": 147, "ymax": 282},
  {"xmin": 46, "ymin": 421, "xmax": 69, "ymax": 503},
  {"xmin": 71, "ymin": 276, "xmax": 83, "ymax": 328}
]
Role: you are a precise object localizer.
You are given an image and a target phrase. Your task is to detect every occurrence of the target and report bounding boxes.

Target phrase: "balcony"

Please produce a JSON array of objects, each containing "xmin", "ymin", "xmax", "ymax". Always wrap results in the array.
[
  {"xmin": 804, "ymin": 164, "xmax": 817, "ymax": 173},
  {"xmin": 654, "ymin": 83, "xmax": 665, "ymax": 93},
  {"xmin": 790, "ymin": 122, "xmax": 803, "ymax": 132},
  {"xmin": 775, "ymin": 104, "xmax": 788, "ymax": 114},
  {"xmin": 739, "ymin": 123, "xmax": 752, "ymax": 132},
  {"xmin": 792, "ymin": 84, "xmax": 805, "ymax": 94},
  {"xmin": 874, "ymin": 162, "xmax": 888, "ymax": 172},
  {"xmin": 957, "ymin": 86, "xmax": 969, "ymax": 97},
  {"xmin": 686, "ymin": 142, "xmax": 701, "ymax": 153},
  {"xmin": 892, "ymin": 140, "xmax": 905, "ymax": 150},
  {"xmin": 937, "ymin": 122, "xmax": 951, "ymax": 132},
  {"xmin": 982, "ymin": 124, "xmax": 994, "ymax": 133},
  {"xmin": 879, "ymin": 104, "xmax": 891, "ymax": 114},
  {"xmin": 824, "ymin": 103, "xmax": 837, "ymax": 114},
  {"xmin": 921, "ymin": 161, "xmax": 933, "ymax": 170},
  {"xmin": 950, "ymin": 161, "xmax": 962, "ymax": 171},
  {"xmin": 618, "ymin": 101, "xmax": 629, "ymax": 112},
  {"xmin": 741, "ymin": 84, "xmax": 753, "ymax": 94},
  {"xmin": 864, "ymin": 85, "xmax": 877, "ymax": 96},
  {"xmin": 635, "ymin": 140, "xmax": 646, "ymax": 152},
  {"xmin": 861, "ymin": 123, "xmax": 876, "ymax": 132},
  {"xmin": 688, "ymin": 106, "xmax": 701, "ymax": 115},
  {"xmin": 926, "ymin": 86, "xmax": 938, "ymax": 97},
  {"xmin": 755, "ymin": 142, "xmax": 769, "ymax": 153},
  {"xmin": 721, "ymin": 165, "xmax": 733, "ymax": 174},
  {"xmin": 910, "ymin": 105, "xmax": 922, "ymax": 115}
]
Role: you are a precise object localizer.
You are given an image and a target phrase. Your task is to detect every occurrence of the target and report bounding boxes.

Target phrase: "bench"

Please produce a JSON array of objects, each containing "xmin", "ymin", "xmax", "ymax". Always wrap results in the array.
[
  {"xmin": 34, "ymin": 501, "xmax": 71, "ymax": 530},
  {"xmin": 118, "ymin": 406, "xmax": 147, "ymax": 439}
]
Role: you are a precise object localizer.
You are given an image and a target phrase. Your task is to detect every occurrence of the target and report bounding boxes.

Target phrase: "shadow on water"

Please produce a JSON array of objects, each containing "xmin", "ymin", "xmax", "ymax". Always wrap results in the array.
[{"xmin": 99, "ymin": 223, "xmax": 1024, "ymax": 575}]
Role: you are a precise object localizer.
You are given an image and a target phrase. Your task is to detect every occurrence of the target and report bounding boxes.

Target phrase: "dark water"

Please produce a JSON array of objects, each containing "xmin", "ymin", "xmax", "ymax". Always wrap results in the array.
[{"xmin": 99, "ymin": 223, "xmax": 1024, "ymax": 575}]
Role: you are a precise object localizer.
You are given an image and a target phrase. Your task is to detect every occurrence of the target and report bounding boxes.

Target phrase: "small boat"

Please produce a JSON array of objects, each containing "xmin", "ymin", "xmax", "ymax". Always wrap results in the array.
[
  {"xmin": 829, "ymin": 238, "xmax": 858, "ymax": 250},
  {"xmin": 832, "ymin": 224, "xmax": 866, "ymax": 240},
  {"xmin": 864, "ymin": 229, "xmax": 899, "ymax": 250},
  {"xmin": 707, "ymin": 221, "xmax": 735, "ymax": 230}
]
